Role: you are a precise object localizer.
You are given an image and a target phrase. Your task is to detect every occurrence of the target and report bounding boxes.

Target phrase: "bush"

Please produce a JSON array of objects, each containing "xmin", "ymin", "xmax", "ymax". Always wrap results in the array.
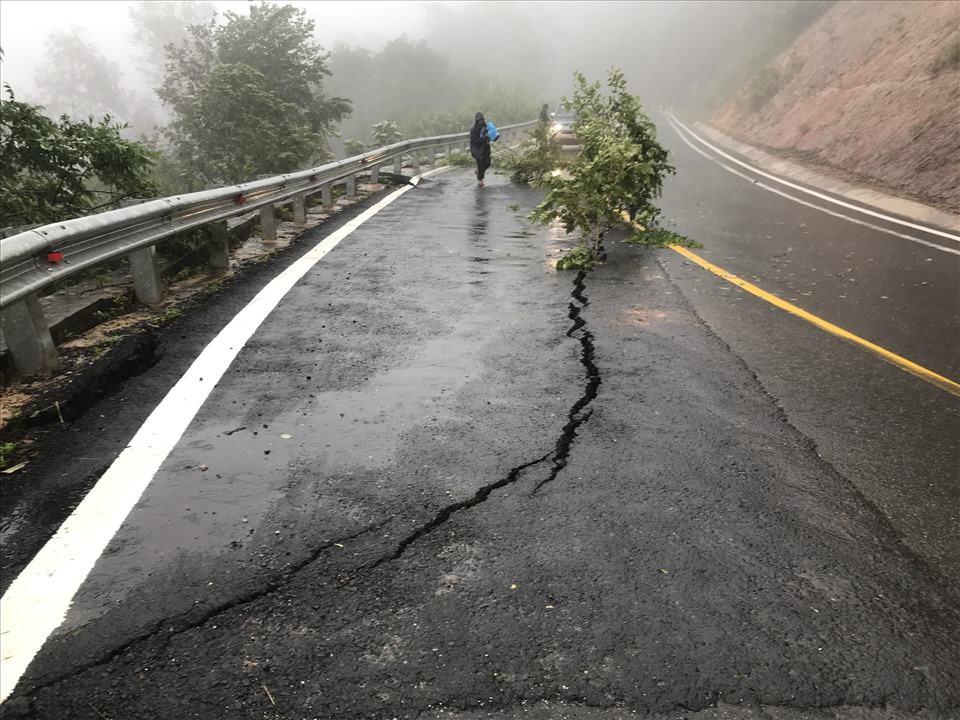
[
  {"xmin": 528, "ymin": 69, "xmax": 697, "ymax": 270},
  {"xmin": 504, "ymin": 121, "xmax": 568, "ymax": 186}
]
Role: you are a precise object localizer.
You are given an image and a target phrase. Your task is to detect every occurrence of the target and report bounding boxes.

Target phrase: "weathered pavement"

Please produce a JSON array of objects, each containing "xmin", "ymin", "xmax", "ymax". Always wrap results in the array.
[{"xmin": 2, "ymin": 164, "xmax": 959, "ymax": 718}]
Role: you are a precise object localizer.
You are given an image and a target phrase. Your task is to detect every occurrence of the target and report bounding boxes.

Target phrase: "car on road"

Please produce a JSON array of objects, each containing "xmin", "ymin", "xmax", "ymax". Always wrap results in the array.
[{"xmin": 550, "ymin": 102, "xmax": 579, "ymax": 149}]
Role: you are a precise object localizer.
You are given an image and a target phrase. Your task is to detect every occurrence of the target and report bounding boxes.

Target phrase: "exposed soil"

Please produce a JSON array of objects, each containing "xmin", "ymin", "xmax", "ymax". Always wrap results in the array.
[{"xmin": 710, "ymin": 0, "xmax": 960, "ymax": 213}]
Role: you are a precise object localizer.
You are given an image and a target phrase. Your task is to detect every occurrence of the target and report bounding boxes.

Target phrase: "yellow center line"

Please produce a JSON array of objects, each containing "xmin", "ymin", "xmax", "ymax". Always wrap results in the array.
[{"xmin": 668, "ymin": 244, "xmax": 960, "ymax": 398}]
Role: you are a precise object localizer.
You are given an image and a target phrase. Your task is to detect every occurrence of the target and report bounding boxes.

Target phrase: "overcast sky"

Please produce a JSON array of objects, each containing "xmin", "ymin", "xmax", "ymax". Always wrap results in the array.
[{"xmin": 0, "ymin": 0, "xmax": 454, "ymax": 93}]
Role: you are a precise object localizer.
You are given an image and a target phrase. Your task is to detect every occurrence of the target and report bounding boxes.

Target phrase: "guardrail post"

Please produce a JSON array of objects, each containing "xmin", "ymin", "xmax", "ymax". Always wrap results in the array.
[
  {"xmin": 293, "ymin": 193, "xmax": 307, "ymax": 225},
  {"xmin": 370, "ymin": 165, "xmax": 380, "ymax": 184},
  {"xmin": 260, "ymin": 204, "xmax": 277, "ymax": 242},
  {"xmin": 321, "ymin": 182, "xmax": 333, "ymax": 210},
  {"xmin": 411, "ymin": 152, "xmax": 420, "ymax": 175},
  {"xmin": 346, "ymin": 174, "xmax": 357, "ymax": 197},
  {"xmin": 1, "ymin": 294, "xmax": 60, "ymax": 376},
  {"xmin": 393, "ymin": 156, "xmax": 402, "ymax": 175},
  {"xmin": 208, "ymin": 222, "xmax": 230, "ymax": 274},
  {"xmin": 128, "ymin": 245, "xmax": 164, "ymax": 306}
]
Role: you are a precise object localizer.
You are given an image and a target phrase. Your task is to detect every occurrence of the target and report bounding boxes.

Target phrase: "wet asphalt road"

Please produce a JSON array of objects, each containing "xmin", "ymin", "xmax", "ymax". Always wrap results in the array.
[
  {"xmin": 2, "ymin": 130, "xmax": 960, "ymax": 719},
  {"xmin": 656, "ymin": 116, "xmax": 960, "ymax": 597}
]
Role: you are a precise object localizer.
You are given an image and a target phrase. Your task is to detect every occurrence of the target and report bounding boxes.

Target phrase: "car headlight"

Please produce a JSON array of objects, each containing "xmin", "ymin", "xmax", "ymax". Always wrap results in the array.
[{"xmin": 552, "ymin": 123, "xmax": 563, "ymax": 133}]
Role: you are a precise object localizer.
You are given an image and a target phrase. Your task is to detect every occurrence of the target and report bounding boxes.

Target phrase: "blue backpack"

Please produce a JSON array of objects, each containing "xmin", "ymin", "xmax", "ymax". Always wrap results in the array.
[{"xmin": 485, "ymin": 121, "xmax": 499, "ymax": 141}]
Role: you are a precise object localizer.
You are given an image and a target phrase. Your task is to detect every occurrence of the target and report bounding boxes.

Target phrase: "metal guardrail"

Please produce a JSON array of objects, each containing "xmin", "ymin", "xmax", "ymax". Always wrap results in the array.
[{"xmin": 0, "ymin": 121, "xmax": 536, "ymax": 377}]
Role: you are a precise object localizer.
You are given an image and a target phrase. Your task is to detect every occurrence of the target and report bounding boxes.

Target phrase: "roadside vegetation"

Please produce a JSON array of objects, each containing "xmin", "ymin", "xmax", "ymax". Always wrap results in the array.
[
  {"xmin": 157, "ymin": 3, "xmax": 351, "ymax": 189},
  {"xmin": 1, "ymin": 4, "xmax": 698, "ymax": 323},
  {"xmin": 503, "ymin": 69, "xmax": 698, "ymax": 269},
  {"xmin": 0, "ymin": 85, "xmax": 158, "ymax": 229},
  {"xmin": 0, "ymin": 440, "xmax": 18, "ymax": 470}
]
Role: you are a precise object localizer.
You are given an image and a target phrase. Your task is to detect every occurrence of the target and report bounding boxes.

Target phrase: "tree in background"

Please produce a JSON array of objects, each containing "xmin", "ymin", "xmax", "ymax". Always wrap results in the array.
[
  {"xmin": 327, "ymin": 37, "xmax": 458, "ymax": 151},
  {"xmin": 33, "ymin": 28, "xmax": 130, "ymax": 123},
  {"xmin": 127, "ymin": 0, "xmax": 217, "ymax": 128},
  {"xmin": 0, "ymin": 86, "xmax": 157, "ymax": 228},
  {"xmin": 371, "ymin": 120, "xmax": 402, "ymax": 147},
  {"xmin": 403, "ymin": 80, "xmax": 538, "ymax": 139},
  {"xmin": 128, "ymin": 1, "xmax": 217, "ymax": 88},
  {"xmin": 158, "ymin": 1, "xmax": 351, "ymax": 189},
  {"xmin": 328, "ymin": 36, "xmax": 538, "ymax": 151},
  {"xmin": 325, "ymin": 43, "xmax": 378, "ymax": 150},
  {"xmin": 373, "ymin": 37, "xmax": 457, "ymax": 127},
  {"xmin": 421, "ymin": 2, "xmax": 560, "ymax": 101}
]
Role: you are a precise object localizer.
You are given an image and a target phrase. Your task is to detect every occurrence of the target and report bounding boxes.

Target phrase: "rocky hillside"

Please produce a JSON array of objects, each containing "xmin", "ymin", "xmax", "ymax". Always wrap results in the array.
[{"xmin": 709, "ymin": 1, "xmax": 959, "ymax": 213}]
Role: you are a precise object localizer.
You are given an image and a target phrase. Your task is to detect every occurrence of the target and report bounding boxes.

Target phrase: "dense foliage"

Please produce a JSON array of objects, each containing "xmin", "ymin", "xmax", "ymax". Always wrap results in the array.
[
  {"xmin": 0, "ymin": 88, "xmax": 157, "ymax": 228},
  {"xmin": 505, "ymin": 120, "xmax": 566, "ymax": 186},
  {"xmin": 158, "ymin": 1, "xmax": 351, "ymax": 188},
  {"xmin": 529, "ymin": 69, "xmax": 696, "ymax": 269}
]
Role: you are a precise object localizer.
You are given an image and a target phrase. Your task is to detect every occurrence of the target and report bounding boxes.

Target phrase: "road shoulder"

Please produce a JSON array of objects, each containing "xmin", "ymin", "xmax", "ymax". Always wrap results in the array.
[{"xmin": 691, "ymin": 121, "xmax": 959, "ymax": 234}]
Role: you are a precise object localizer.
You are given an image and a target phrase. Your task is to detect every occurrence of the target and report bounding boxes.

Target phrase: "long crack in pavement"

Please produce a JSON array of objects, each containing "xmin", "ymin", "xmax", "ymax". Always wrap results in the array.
[
  {"xmin": 533, "ymin": 269, "xmax": 601, "ymax": 495},
  {"xmin": 10, "ymin": 263, "xmax": 605, "ymax": 706},
  {"xmin": 376, "ymin": 267, "xmax": 603, "ymax": 562},
  {"xmin": 12, "ymin": 517, "xmax": 394, "ymax": 700}
]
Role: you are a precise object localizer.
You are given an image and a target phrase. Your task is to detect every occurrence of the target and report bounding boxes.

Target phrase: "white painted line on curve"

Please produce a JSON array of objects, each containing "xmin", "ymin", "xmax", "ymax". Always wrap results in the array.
[
  {"xmin": 664, "ymin": 115, "xmax": 960, "ymax": 258},
  {"xmin": 0, "ymin": 182, "xmax": 417, "ymax": 703},
  {"xmin": 665, "ymin": 113, "xmax": 960, "ymax": 245}
]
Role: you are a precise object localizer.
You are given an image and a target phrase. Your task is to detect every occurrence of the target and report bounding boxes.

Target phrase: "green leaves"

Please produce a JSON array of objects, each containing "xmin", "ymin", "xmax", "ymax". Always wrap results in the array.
[
  {"xmin": 371, "ymin": 120, "xmax": 402, "ymax": 147},
  {"xmin": 527, "ymin": 68, "xmax": 690, "ymax": 269},
  {"xmin": 157, "ymin": 1, "xmax": 351, "ymax": 189},
  {"xmin": 555, "ymin": 244, "xmax": 603, "ymax": 270},
  {"xmin": 506, "ymin": 120, "xmax": 567, "ymax": 187},
  {"xmin": 0, "ymin": 96, "xmax": 157, "ymax": 228}
]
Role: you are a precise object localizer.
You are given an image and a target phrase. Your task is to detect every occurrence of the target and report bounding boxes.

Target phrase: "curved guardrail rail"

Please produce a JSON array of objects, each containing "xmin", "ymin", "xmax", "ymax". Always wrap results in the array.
[{"xmin": 0, "ymin": 121, "xmax": 536, "ymax": 376}]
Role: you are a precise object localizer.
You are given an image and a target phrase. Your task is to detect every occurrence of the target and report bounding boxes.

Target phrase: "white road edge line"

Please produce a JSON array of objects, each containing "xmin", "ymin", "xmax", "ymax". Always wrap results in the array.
[
  {"xmin": 0, "ymin": 179, "xmax": 427, "ymax": 704},
  {"xmin": 663, "ymin": 115, "xmax": 960, "ymax": 258}
]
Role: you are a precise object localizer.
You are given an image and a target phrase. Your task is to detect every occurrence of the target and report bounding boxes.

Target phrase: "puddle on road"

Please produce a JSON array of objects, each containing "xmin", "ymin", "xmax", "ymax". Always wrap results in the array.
[
  {"xmin": 138, "ymin": 332, "xmax": 485, "ymax": 535},
  {"xmin": 57, "ymin": 331, "xmax": 490, "ymax": 630},
  {"xmin": 279, "ymin": 357, "xmax": 478, "ymax": 470}
]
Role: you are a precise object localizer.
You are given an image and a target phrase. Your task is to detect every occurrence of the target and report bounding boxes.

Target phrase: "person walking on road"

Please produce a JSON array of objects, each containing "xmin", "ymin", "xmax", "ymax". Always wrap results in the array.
[
  {"xmin": 470, "ymin": 111, "xmax": 497, "ymax": 187},
  {"xmin": 539, "ymin": 103, "xmax": 550, "ymax": 124}
]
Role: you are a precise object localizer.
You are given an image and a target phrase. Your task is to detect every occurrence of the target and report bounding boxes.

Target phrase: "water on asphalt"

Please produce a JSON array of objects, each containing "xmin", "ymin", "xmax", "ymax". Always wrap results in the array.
[{"xmin": 3, "ymin": 160, "xmax": 959, "ymax": 719}]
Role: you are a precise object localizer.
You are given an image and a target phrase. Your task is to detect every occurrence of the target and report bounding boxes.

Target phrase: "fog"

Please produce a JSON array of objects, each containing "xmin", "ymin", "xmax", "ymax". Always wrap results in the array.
[
  {"xmin": 0, "ymin": 1, "xmax": 444, "ymax": 111},
  {"xmin": 0, "ymin": 0, "xmax": 815, "ymax": 139}
]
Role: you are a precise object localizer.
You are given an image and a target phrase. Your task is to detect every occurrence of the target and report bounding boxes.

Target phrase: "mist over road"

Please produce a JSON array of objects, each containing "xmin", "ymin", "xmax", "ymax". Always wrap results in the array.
[{"xmin": 2, "ymin": 140, "xmax": 959, "ymax": 718}]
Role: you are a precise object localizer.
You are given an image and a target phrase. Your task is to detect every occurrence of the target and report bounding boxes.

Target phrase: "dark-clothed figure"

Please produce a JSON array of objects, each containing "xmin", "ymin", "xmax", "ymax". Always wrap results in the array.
[
  {"xmin": 539, "ymin": 104, "xmax": 550, "ymax": 124},
  {"xmin": 470, "ymin": 112, "xmax": 492, "ymax": 187}
]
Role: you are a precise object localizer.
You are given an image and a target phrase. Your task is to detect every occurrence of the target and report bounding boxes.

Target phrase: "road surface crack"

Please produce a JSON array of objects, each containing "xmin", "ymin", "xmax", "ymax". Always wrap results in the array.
[
  {"xmin": 374, "ymin": 268, "xmax": 601, "ymax": 563},
  {"xmin": 9, "ymin": 269, "xmax": 603, "ymax": 703},
  {"xmin": 373, "ymin": 452, "xmax": 553, "ymax": 567},
  {"xmin": 13, "ymin": 518, "xmax": 393, "ymax": 700},
  {"xmin": 532, "ymin": 269, "xmax": 601, "ymax": 494}
]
